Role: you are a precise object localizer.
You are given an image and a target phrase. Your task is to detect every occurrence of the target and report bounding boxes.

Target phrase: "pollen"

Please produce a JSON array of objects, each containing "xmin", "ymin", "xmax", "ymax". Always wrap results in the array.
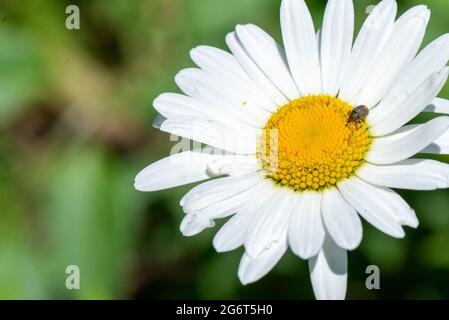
[{"xmin": 258, "ymin": 95, "xmax": 372, "ymax": 191}]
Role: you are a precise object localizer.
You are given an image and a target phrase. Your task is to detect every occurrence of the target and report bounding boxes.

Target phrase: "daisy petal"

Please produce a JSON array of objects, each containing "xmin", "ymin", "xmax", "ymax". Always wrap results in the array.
[
  {"xmin": 371, "ymin": 123, "xmax": 449, "ymax": 156},
  {"xmin": 154, "ymin": 93, "xmax": 253, "ymax": 134},
  {"xmin": 308, "ymin": 234, "xmax": 347, "ymax": 300},
  {"xmin": 135, "ymin": 150, "xmax": 222, "ymax": 192},
  {"xmin": 338, "ymin": 177, "xmax": 408, "ymax": 237},
  {"xmin": 190, "ymin": 46, "xmax": 277, "ymax": 112},
  {"xmin": 320, "ymin": 0, "xmax": 354, "ymax": 96},
  {"xmin": 357, "ymin": 159, "xmax": 449, "ymax": 190},
  {"xmin": 160, "ymin": 116, "xmax": 258, "ymax": 155},
  {"xmin": 424, "ymin": 97, "xmax": 449, "ymax": 113},
  {"xmin": 322, "ymin": 188, "xmax": 363, "ymax": 251},
  {"xmin": 181, "ymin": 173, "xmax": 264, "ymax": 214},
  {"xmin": 245, "ymin": 189, "xmax": 295, "ymax": 258},
  {"xmin": 235, "ymin": 24, "xmax": 299, "ymax": 100},
  {"xmin": 281, "ymin": 0, "xmax": 321, "ymax": 95},
  {"xmin": 366, "ymin": 116, "xmax": 449, "ymax": 165},
  {"xmin": 338, "ymin": 0, "xmax": 397, "ymax": 102},
  {"xmin": 197, "ymin": 178, "xmax": 271, "ymax": 217},
  {"xmin": 395, "ymin": 5, "xmax": 430, "ymax": 25},
  {"xmin": 213, "ymin": 203, "xmax": 260, "ymax": 252},
  {"xmin": 289, "ymin": 191, "xmax": 325, "ymax": 260},
  {"xmin": 422, "ymin": 127, "xmax": 449, "ymax": 154},
  {"xmin": 206, "ymin": 155, "xmax": 260, "ymax": 177},
  {"xmin": 226, "ymin": 32, "xmax": 288, "ymax": 107},
  {"xmin": 355, "ymin": 12, "xmax": 429, "ymax": 107},
  {"xmin": 238, "ymin": 234, "xmax": 288, "ymax": 285},
  {"xmin": 154, "ymin": 93, "xmax": 200, "ymax": 119},
  {"xmin": 181, "ymin": 179, "xmax": 272, "ymax": 237},
  {"xmin": 391, "ymin": 34, "xmax": 449, "ymax": 97},
  {"xmin": 176, "ymin": 68, "xmax": 270, "ymax": 127},
  {"xmin": 368, "ymin": 68, "xmax": 449, "ymax": 136}
]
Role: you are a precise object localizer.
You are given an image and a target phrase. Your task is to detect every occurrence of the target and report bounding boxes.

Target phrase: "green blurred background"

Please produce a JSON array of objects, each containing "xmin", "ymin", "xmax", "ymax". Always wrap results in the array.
[{"xmin": 1, "ymin": 0, "xmax": 449, "ymax": 299}]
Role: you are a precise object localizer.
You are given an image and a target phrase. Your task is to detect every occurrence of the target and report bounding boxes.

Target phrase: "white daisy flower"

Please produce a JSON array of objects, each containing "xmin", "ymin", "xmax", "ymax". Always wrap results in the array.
[{"xmin": 135, "ymin": 0, "xmax": 449, "ymax": 299}]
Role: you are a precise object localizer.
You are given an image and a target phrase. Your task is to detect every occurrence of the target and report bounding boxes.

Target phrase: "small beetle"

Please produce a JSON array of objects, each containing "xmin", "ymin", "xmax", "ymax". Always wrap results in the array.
[{"xmin": 348, "ymin": 105, "xmax": 369, "ymax": 123}]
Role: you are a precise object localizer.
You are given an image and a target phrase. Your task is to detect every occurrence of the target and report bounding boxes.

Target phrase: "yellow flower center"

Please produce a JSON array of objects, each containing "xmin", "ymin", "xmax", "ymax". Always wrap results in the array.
[{"xmin": 258, "ymin": 95, "xmax": 372, "ymax": 191}]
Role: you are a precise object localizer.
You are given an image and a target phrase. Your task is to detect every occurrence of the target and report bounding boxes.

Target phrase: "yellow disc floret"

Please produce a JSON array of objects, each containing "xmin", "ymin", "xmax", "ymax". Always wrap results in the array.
[{"xmin": 258, "ymin": 95, "xmax": 371, "ymax": 191}]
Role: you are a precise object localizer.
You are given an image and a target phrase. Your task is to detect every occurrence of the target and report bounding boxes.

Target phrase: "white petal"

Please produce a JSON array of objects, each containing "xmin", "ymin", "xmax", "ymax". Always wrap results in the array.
[
  {"xmin": 355, "ymin": 12, "xmax": 428, "ymax": 107},
  {"xmin": 190, "ymin": 46, "xmax": 277, "ymax": 112},
  {"xmin": 357, "ymin": 159, "xmax": 449, "ymax": 190},
  {"xmin": 238, "ymin": 234, "xmax": 287, "ymax": 285},
  {"xmin": 372, "ymin": 123, "xmax": 449, "ymax": 155},
  {"xmin": 153, "ymin": 93, "xmax": 198, "ymax": 119},
  {"xmin": 206, "ymin": 155, "xmax": 260, "ymax": 177},
  {"xmin": 366, "ymin": 116, "xmax": 449, "ymax": 164},
  {"xmin": 226, "ymin": 32, "xmax": 288, "ymax": 108},
  {"xmin": 135, "ymin": 150, "xmax": 220, "ymax": 191},
  {"xmin": 235, "ymin": 24, "xmax": 300, "ymax": 100},
  {"xmin": 281, "ymin": 0, "xmax": 321, "ymax": 95},
  {"xmin": 422, "ymin": 127, "xmax": 449, "ymax": 154},
  {"xmin": 338, "ymin": 0, "xmax": 397, "ymax": 102},
  {"xmin": 395, "ymin": 5, "xmax": 430, "ymax": 26},
  {"xmin": 391, "ymin": 34, "xmax": 449, "ymax": 97},
  {"xmin": 308, "ymin": 235, "xmax": 347, "ymax": 300},
  {"xmin": 187, "ymin": 178, "xmax": 269, "ymax": 221},
  {"xmin": 364, "ymin": 184, "xmax": 419, "ymax": 229},
  {"xmin": 179, "ymin": 212, "xmax": 215, "ymax": 237},
  {"xmin": 190, "ymin": 45, "xmax": 236, "ymax": 73},
  {"xmin": 338, "ymin": 177, "xmax": 408, "ymax": 237},
  {"xmin": 424, "ymin": 97, "xmax": 449, "ymax": 113},
  {"xmin": 154, "ymin": 93, "xmax": 251, "ymax": 134},
  {"xmin": 320, "ymin": 0, "xmax": 354, "ymax": 96},
  {"xmin": 288, "ymin": 191, "xmax": 325, "ymax": 260},
  {"xmin": 180, "ymin": 179, "xmax": 272, "ymax": 237},
  {"xmin": 322, "ymin": 188, "xmax": 363, "ymax": 251},
  {"xmin": 160, "ymin": 116, "xmax": 258, "ymax": 155},
  {"xmin": 245, "ymin": 188, "xmax": 295, "ymax": 258},
  {"xmin": 386, "ymin": 123, "xmax": 419, "ymax": 138},
  {"xmin": 368, "ymin": 68, "xmax": 449, "ymax": 136},
  {"xmin": 181, "ymin": 173, "xmax": 264, "ymax": 214},
  {"xmin": 175, "ymin": 68, "xmax": 268, "ymax": 128},
  {"xmin": 213, "ymin": 201, "xmax": 260, "ymax": 252}
]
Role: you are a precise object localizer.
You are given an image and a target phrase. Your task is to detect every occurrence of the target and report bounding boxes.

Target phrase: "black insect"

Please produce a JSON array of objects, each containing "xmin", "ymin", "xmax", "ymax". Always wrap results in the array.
[{"xmin": 348, "ymin": 105, "xmax": 369, "ymax": 123}]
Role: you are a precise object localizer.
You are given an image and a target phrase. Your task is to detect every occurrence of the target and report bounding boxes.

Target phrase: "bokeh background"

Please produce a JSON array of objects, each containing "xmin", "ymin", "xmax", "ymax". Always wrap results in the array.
[{"xmin": 1, "ymin": 0, "xmax": 449, "ymax": 299}]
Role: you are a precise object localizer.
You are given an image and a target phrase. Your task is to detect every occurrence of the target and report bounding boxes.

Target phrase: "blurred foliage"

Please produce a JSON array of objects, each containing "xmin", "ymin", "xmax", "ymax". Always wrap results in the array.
[{"xmin": 0, "ymin": 0, "xmax": 449, "ymax": 299}]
